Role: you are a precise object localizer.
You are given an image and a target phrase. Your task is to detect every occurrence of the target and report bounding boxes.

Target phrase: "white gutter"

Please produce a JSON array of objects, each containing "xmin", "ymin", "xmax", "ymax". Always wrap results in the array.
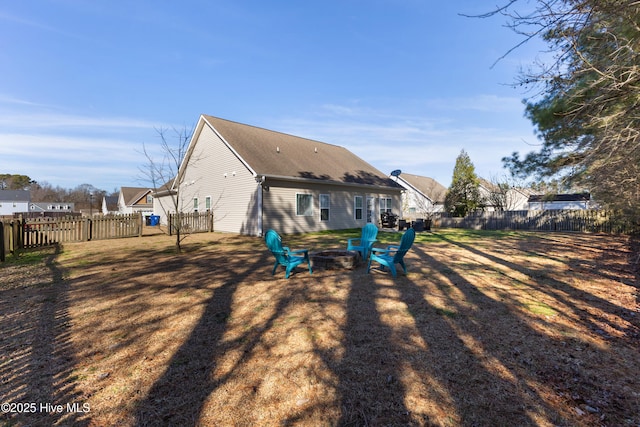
[{"xmin": 259, "ymin": 173, "xmax": 402, "ymax": 192}]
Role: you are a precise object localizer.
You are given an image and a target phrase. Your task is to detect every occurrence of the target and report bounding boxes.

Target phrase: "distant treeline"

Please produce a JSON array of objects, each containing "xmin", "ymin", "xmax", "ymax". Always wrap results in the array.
[{"xmin": 1, "ymin": 173, "xmax": 118, "ymax": 210}]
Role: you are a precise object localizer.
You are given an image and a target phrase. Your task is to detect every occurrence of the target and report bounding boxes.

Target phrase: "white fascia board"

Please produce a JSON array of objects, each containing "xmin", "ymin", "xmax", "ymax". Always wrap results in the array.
[{"xmin": 172, "ymin": 117, "xmax": 206, "ymax": 191}]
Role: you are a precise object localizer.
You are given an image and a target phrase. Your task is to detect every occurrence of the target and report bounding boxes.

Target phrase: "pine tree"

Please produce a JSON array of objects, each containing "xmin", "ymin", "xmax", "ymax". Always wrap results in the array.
[
  {"xmin": 444, "ymin": 150, "xmax": 483, "ymax": 217},
  {"xmin": 492, "ymin": 0, "xmax": 640, "ymax": 219}
]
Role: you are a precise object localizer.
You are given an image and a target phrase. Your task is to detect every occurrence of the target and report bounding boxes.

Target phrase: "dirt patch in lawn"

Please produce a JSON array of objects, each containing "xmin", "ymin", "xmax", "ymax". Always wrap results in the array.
[{"xmin": 1, "ymin": 230, "xmax": 638, "ymax": 426}]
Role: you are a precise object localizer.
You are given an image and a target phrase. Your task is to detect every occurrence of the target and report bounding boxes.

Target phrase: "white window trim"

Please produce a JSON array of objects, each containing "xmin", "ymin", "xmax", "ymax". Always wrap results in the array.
[
  {"xmin": 296, "ymin": 193, "xmax": 314, "ymax": 217},
  {"xmin": 354, "ymin": 196, "xmax": 363, "ymax": 220},
  {"xmin": 380, "ymin": 197, "xmax": 392, "ymax": 213},
  {"xmin": 320, "ymin": 194, "xmax": 330, "ymax": 221}
]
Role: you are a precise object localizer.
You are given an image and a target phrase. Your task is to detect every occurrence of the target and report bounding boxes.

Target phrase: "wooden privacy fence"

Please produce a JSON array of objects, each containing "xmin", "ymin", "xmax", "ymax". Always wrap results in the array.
[
  {"xmin": 1, "ymin": 213, "xmax": 144, "ymax": 260},
  {"xmin": 434, "ymin": 210, "xmax": 639, "ymax": 234},
  {"xmin": 168, "ymin": 211, "xmax": 214, "ymax": 235}
]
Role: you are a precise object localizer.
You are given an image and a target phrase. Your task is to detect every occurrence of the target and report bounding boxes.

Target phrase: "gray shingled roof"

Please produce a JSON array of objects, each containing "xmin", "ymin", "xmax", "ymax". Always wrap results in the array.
[
  {"xmin": 202, "ymin": 115, "xmax": 400, "ymax": 189},
  {"xmin": 397, "ymin": 173, "xmax": 447, "ymax": 203},
  {"xmin": 0, "ymin": 190, "xmax": 30, "ymax": 201}
]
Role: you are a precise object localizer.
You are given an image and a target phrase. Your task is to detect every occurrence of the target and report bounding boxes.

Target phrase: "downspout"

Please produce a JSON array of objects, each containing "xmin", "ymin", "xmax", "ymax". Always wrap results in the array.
[{"xmin": 256, "ymin": 175, "xmax": 265, "ymax": 236}]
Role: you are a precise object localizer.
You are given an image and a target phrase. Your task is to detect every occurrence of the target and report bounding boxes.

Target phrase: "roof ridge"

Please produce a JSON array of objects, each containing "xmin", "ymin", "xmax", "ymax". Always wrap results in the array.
[{"xmin": 203, "ymin": 114, "xmax": 347, "ymax": 149}]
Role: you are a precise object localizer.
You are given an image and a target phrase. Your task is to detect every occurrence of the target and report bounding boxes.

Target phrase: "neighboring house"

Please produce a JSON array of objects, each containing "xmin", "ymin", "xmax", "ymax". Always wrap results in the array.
[
  {"xmin": 389, "ymin": 172, "xmax": 446, "ymax": 219},
  {"xmin": 154, "ymin": 115, "xmax": 403, "ymax": 235},
  {"xmin": 507, "ymin": 187, "xmax": 535, "ymax": 210},
  {"xmin": 0, "ymin": 190, "xmax": 30, "ymax": 216},
  {"xmin": 30, "ymin": 202, "xmax": 74, "ymax": 214},
  {"xmin": 478, "ymin": 178, "xmax": 500, "ymax": 211},
  {"xmin": 102, "ymin": 196, "xmax": 119, "ymax": 215},
  {"xmin": 118, "ymin": 187, "xmax": 154, "ymax": 215},
  {"xmin": 528, "ymin": 193, "xmax": 592, "ymax": 210},
  {"xmin": 478, "ymin": 179, "xmax": 533, "ymax": 211}
]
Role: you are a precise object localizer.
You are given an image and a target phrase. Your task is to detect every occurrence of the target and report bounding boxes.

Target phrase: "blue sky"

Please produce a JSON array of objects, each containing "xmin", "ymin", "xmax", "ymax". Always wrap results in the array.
[{"xmin": 0, "ymin": 0, "xmax": 546, "ymax": 192}]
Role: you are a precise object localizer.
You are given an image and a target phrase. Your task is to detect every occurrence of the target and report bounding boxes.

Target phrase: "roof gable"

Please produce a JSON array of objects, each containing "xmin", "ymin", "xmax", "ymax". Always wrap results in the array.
[
  {"xmin": 201, "ymin": 115, "xmax": 400, "ymax": 188},
  {"xmin": 397, "ymin": 173, "xmax": 447, "ymax": 203},
  {"xmin": 120, "ymin": 187, "xmax": 153, "ymax": 206},
  {"xmin": 103, "ymin": 196, "xmax": 119, "ymax": 210}
]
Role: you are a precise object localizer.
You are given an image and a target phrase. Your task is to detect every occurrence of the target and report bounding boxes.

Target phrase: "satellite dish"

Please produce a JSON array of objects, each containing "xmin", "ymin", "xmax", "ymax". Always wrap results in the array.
[{"xmin": 390, "ymin": 169, "xmax": 402, "ymax": 177}]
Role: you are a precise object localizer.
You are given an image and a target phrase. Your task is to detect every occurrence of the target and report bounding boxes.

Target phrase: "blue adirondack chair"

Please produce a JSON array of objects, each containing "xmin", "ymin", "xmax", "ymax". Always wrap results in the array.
[
  {"xmin": 347, "ymin": 223, "xmax": 379, "ymax": 260},
  {"xmin": 367, "ymin": 228, "xmax": 416, "ymax": 277},
  {"xmin": 265, "ymin": 229, "xmax": 313, "ymax": 279}
]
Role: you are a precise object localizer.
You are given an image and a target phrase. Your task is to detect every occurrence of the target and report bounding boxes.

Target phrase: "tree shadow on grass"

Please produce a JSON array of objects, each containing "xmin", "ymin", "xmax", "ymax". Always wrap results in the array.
[
  {"xmin": 0, "ymin": 246, "xmax": 89, "ymax": 426},
  {"xmin": 406, "ymin": 243, "xmax": 566, "ymax": 425},
  {"xmin": 436, "ymin": 232, "xmax": 640, "ymax": 344},
  {"xmin": 131, "ymin": 249, "xmax": 271, "ymax": 425},
  {"xmin": 334, "ymin": 273, "xmax": 413, "ymax": 425},
  {"xmin": 408, "ymin": 235, "xmax": 639, "ymax": 425}
]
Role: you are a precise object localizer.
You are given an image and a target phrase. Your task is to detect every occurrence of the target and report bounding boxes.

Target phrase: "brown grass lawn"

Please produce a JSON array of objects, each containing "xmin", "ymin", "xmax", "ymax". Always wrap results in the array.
[{"xmin": 1, "ymin": 228, "xmax": 639, "ymax": 426}]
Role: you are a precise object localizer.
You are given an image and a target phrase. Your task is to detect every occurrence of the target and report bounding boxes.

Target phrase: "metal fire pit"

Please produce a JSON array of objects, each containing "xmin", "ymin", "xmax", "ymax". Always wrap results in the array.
[{"xmin": 311, "ymin": 250, "xmax": 361, "ymax": 270}]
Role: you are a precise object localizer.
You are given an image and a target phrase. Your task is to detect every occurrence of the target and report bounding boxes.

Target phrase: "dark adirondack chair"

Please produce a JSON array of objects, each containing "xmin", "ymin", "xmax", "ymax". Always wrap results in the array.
[
  {"xmin": 367, "ymin": 228, "xmax": 416, "ymax": 277},
  {"xmin": 265, "ymin": 229, "xmax": 313, "ymax": 279},
  {"xmin": 347, "ymin": 223, "xmax": 379, "ymax": 260}
]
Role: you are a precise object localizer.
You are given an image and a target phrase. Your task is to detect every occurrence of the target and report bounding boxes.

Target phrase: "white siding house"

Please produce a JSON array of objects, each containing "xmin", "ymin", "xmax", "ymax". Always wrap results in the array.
[
  {"xmin": 389, "ymin": 172, "xmax": 446, "ymax": 219},
  {"xmin": 118, "ymin": 187, "xmax": 154, "ymax": 215},
  {"xmin": 154, "ymin": 115, "xmax": 403, "ymax": 235},
  {"xmin": 0, "ymin": 190, "xmax": 30, "ymax": 216}
]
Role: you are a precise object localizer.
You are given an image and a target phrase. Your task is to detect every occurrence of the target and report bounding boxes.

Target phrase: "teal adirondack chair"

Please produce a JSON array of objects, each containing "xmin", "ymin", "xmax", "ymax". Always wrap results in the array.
[
  {"xmin": 367, "ymin": 228, "xmax": 416, "ymax": 277},
  {"xmin": 347, "ymin": 223, "xmax": 379, "ymax": 260},
  {"xmin": 265, "ymin": 229, "xmax": 313, "ymax": 279}
]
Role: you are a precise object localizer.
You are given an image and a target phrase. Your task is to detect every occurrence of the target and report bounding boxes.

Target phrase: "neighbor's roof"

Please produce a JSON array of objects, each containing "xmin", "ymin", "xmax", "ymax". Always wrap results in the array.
[
  {"xmin": 120, "ymin": 187, "xmax": 153, "ymax": 206},
  {"xmin": 528, "ymin": 193, "xmax": 591, "ymax": 202},
  {"xmin": 0, "ymin": 190, "xmax": 30, "ymax": 201},
  {"xmin": 200, "ymin": 115, "xmax": 401, "ymax": 189},
  {"xmin": 397, "ymin": 173, "xmax": 447, "ymax": 203}
]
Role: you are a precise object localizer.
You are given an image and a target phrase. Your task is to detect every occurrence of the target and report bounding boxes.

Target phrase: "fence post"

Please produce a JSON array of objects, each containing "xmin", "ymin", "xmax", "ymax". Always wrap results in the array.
[
  {"xmin": 138, "ymin": 212, "xmax": 143, "ymax": 237},
  {"xmin": 82, "ymin": 218, "xmax": 89, "ymax": 241},
  {"xmin": 14, "ymin": 218, "xmax": 23, "ymax": 252},
  {"xmin": 0, "ymin": 224, "xmax": 4, "ymax": 262}
]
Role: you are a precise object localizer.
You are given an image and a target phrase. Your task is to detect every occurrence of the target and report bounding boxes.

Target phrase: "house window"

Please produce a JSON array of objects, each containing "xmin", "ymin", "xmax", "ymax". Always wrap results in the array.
[
  {"xmin": 366, "ymin": 197, "xmax": 375, "ymax": 223},
  {"xmin": 146, "ymin": 194, "xmax": 153, "ymax": 204},
  {"xmin": 296, "ymin": 194, "xmax": 313, "ymax": 216},
  {"xmin": 354, "ymin": 196, "xmax": 363, "ymax": 220},
  {"xmin": 193, "ymin": 197, "xmax": 199, "ymax": 212},
  {"xmin": 380, "ymin": 197, "xmax": 392, "ymax": 214},
  {"xmin": 320, "ymin": 194, "xmax": 330, "ymax": 221},
  {"xmin": 205, "ymin": 196, "xmax": 212, "ymax": 210}
]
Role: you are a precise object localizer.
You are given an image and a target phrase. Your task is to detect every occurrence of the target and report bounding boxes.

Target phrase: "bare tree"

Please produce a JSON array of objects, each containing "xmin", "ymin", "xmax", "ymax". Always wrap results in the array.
[
  {"xmin": 487, "ymin": 174, "xmax": 527, "ymax": 211},
  {"xmin": 408, "ymin": 181, "xmax": 446, "ymax": 220},
  {"xmin": 140, "ymin": 126, "xmax": 195, "ymax": 253}
]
